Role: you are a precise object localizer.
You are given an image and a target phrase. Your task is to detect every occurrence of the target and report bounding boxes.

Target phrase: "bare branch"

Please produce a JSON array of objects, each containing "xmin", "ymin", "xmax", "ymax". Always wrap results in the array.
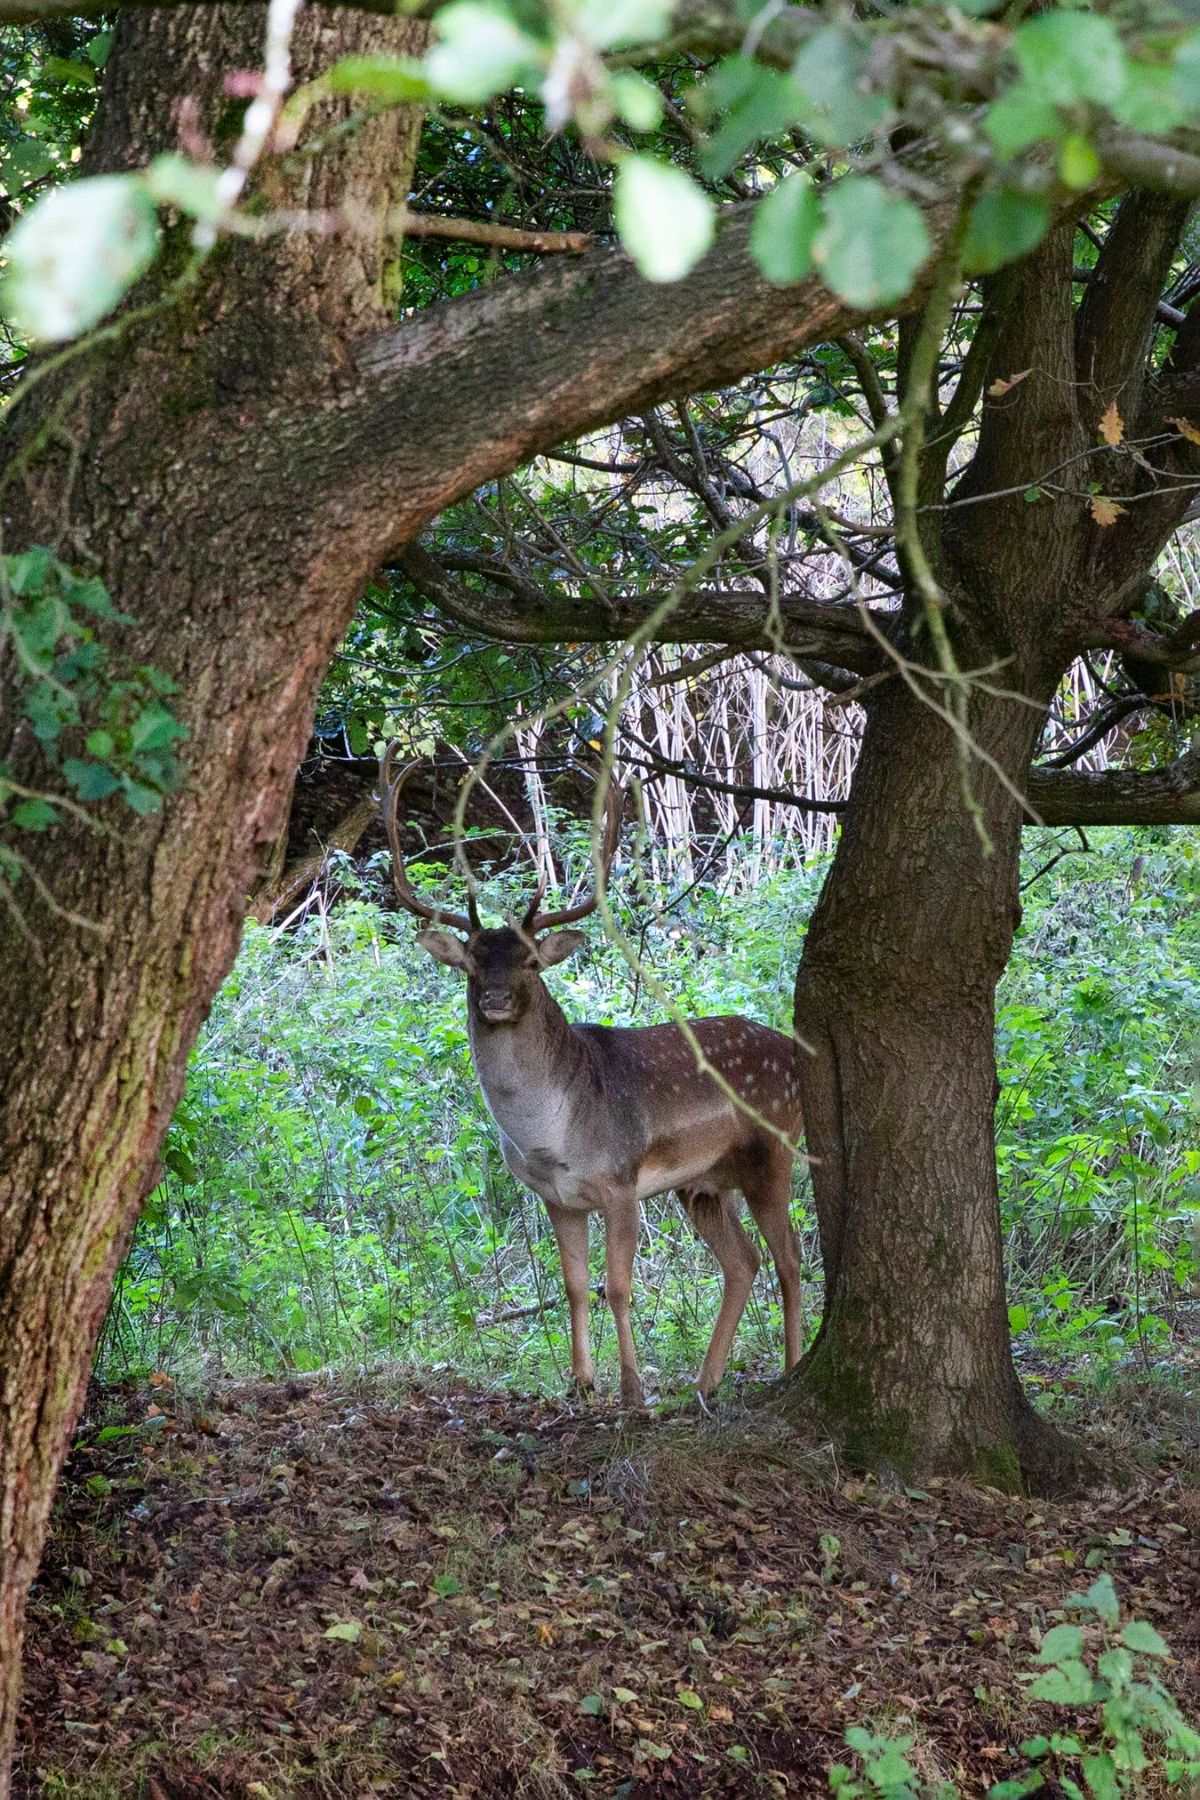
[{"xmin": 397, "ymin": 211, "xmax": 594, "ymax": 254}]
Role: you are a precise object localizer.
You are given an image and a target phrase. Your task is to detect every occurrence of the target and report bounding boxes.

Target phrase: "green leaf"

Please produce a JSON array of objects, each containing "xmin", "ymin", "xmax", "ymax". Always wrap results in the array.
[
  {"xmin": 63, "ymin": 759, "xmax": 121, "ymax": 801},
  {"xmin": 1172, "ymin": 35, "xmax": 1200, "ymax": 117},
  {"xmin": 1120, "ymin": 1619, "xmax": 1170, "ymax": 1657},
  {"xmin": 791, "ymin": 24, "xmax": 888, "ymax": 149},
  {"xmin": 323, "ymin": 1619, "xmax": 362, "ymax": 1642},
  {"xmin": 1111, "ymin": 60, "xmax": 1186, "ymax": 133},
  {"xmin": 326, "ymin": 55, "xmax": 433, "ymax": 102},
  {"xmin": 9, "ymin": 797, "xmax": 58, "ymax": 830},
  {"xmin": 963, "ymin": 188, "xmax": 1050, "ymax": 275},
  {"xmin": 579, "ymin": 1693, "xmax": 603, "ymax": 1715},
  {"xmin": 1012, "ymin": 14, "xmax": 1128, "ymax": 109},
  {"xmin": 425, "ymin": 3, "xmax": 542, "ymax": 105},
  {"xmin": 1, "ymin": 140, "xmax": 56, "ymax": 187},
  {"xmin": 812, "ymin": 176, "xmax": 930, "ymax": 307},
  {"xmin": 42, "ymin": 55, "xmax": 95, "ymax": 88},
  {"xmin": 675, "ymin": 1688, "xmax": 705, "ymax": 1710},
  {"xmin": 610, "ymin": 73, "xmax": 662, "ymax": 133},
  {"xmin": 432, "ymin": 1573, "xmax": 461, "ymax": 1596},
  {"xmin": 699, "ymin": 55, "xmax": 803, "ymax": 180},
  {"xmin": 164, "ymin": 1143, "xmax": 199, "ymax": 1184},
  {"xmin": 119, "ymin": 778, "xmax": 167, "ymax": 816},
  {"xmin": 144, "ymin": 154, "xmax": 224, "ymax": 223},
  {"xmin": 130, "ymin": 705, "xmax": 186, "ymax": 753},
  {"xmin": 1058, "ymin": 134, "xmax": 1100, "ymax": 190},
  {"xmin": 569, "ymin": 0, "xmax": 671, "ymax": 50},
  {"xmin": 750, "ymin": 172, "xmax": 820, "ymax": 285},
  {"xmin": 1, "ymin": 174, "xmax": 160, "ymax": 344},
  {"xmin": 1096, "ymin": 1647, "xmax": 1133, "ymax": 1686},
  {"xmin": 612, "ymin": 1687, "xmax": 637, "ymax": 1703},
  {"xmin": 1008, "ymin": 1303, "xmax": 1034, "ymax": 1334},
  {"xmin": 85, "ymin": 30, "xmax": 113, "ymax": 67},
  {"xmin": 1028, "ymin": 1660, "xmax": 1096, "ymax": 1704},
  {"xmin": 1082, "ymin": 1573, "xmax": 1120, "ymax": 1626},
  {"xmin": 985, "ymin": 83, "xmax": 1063, "ymax": 157},
  {"xmin": 86, "ymin": 729, "xmax": 115, "ymax": 758},
  {"xmin": 614, "ymin": 156, "xmax": 714, "ymax": 283},
  {"xmin": 1036, "ymin": 1623, "xmax": 1085, "ymax": 1663},
  {"xmin": 1079, "ymin": 1752, "xmax": 1120, "ymax": 1800}
]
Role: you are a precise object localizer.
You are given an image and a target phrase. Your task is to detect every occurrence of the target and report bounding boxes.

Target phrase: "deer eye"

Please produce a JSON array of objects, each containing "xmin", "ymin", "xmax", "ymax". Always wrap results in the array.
[{"xmin": 524, "ymin": 955, "xmax": 539, "ymax": 971}]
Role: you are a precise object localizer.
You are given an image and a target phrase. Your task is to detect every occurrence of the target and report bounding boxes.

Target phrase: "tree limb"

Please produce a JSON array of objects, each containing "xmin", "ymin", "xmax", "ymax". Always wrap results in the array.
[
  {"xmin": 1074, "ymin": 191, "xmax": 1191, "ymax": 420},
  {"xmin": 393, "ymin": 542, "xmax": 889, "ymax": 675},
  {"xmin": 1027, "ymin": 739, "xmax": 1200, "ymax": 824}
]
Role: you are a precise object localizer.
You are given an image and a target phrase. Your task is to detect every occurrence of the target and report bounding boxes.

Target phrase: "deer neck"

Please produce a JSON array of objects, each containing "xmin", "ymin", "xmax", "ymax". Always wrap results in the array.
[{"xmin": 467, "ymin": 983, "xmax": 580, "ymax": 1144}]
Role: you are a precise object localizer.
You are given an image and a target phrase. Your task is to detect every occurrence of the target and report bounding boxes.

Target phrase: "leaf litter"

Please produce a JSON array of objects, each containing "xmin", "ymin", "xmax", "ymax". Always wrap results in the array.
[{"xmin": 17, "ymin": 1372, "xmax": 1200, "ymax": 1797}]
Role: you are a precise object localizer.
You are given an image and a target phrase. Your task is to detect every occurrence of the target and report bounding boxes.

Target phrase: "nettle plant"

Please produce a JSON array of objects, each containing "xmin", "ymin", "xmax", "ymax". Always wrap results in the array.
[
  {"xmin": 828, "ymin": 1575, "xmax": 1200, "ymax": 1800},
  {"xmin": 0, "ymin": 548, "xmax": 185, "ymax": 900},
  {"xmin": 8, "ymin": 0, "xmax": 1200, "ymax": 337}
]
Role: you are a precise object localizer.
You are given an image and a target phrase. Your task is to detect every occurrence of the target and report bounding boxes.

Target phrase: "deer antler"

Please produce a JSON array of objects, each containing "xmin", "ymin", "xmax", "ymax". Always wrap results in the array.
[
  {"xmin": 379, "ymin": 744, "xmax": 479, "ymax": 935},
  {"xmin": 523, "ymin": 779, "xmax": 624, "ymax": 935}
]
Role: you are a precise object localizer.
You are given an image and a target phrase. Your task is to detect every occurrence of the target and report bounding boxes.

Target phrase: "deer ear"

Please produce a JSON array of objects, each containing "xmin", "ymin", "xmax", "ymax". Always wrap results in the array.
[
  {"xmin": 416, "ymin": 928, "xmax": 472, "ymax": 969},
  {"xmin": 536, "ymin": 929, "xmax": 586, "ymax": 968}
]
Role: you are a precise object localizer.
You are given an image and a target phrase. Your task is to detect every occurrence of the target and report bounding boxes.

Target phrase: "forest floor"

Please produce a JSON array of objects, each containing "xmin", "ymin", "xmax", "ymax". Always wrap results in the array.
[{"xmin": 16, "ymin": 1367, "xmax": 1200, "ymax": 1800}]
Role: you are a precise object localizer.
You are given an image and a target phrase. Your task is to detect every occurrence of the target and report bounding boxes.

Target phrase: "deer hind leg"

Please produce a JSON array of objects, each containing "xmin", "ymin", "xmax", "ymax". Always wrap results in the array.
[
  {"xmin": 545, "ymin": 1201, "xmax": 594, "ymax": 1392},
  {"xmin": 742, "ymin": 1142, "xmax": 804, "ymax": 1373},
  {"xmin": 681, "ymin": 1187, "xmax": 761, "ymax": 1397},
  {"xmin": 602, "ymin": 1195, "xmax": 645, "ymax": 1409}
]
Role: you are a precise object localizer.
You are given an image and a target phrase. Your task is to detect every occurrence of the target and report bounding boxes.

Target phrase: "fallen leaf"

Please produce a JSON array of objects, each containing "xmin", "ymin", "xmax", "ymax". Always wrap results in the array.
[
  {"xmin": 1090, "ymin": 496, "xmax": 1127, "ymax": 526},
  {"xmin": 987, "ymin": 368, "xmax": 1032, "ymax": 398},
  {"xmin": 323, "ymin": 1619, "xmax": 362, "ymax": 1643},
  {"xmin": 1167, "ymin": 415, "xmax": 1200, "ymax": 444},
  {"xmin": 1099, "ymin": 400, "xmax": 1124, "ymax": 446}
]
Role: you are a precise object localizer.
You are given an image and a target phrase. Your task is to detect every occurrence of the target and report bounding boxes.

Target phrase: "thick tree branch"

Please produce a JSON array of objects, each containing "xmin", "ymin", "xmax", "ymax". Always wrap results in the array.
[
  {"xmin": 1027, "ymin": 738, "xmax": 1200, "ymax": 824},
  {"xmin": 309, "ymin": 198, "xmax": 965, "ymax": 562},
  {"xmin": 393, "ymin": 542, "xmax": 888, "ymax": 675},
  {"xmin": 1074, "ymin": 191, "xmax": 1190, "ymax": 421},
  {"xmin": 1078, "ymin": 613, "xmax": 1200, "ymax": 675}
]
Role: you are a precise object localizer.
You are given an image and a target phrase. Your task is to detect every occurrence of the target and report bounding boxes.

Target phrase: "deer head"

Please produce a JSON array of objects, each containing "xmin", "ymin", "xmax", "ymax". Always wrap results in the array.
[{"xmin": 379, "ymin": 745, "xmax": 621, "ymax": 1025}]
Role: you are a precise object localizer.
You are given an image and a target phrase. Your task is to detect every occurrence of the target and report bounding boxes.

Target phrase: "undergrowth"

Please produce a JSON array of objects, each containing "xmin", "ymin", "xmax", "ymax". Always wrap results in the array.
[{"xmin": 99, "ymin": 826, "xmax": 1200, "ymax": 1398}]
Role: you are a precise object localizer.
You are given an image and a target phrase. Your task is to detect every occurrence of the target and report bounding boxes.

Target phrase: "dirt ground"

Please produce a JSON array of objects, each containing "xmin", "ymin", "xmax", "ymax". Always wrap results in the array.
[{"xmin": 16, "ymin": 1372, "xmax": 1200, "ymax": 1798}]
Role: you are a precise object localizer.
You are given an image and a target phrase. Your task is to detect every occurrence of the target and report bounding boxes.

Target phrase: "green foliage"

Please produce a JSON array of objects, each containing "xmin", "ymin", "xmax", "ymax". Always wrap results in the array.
[
  {"xmin": 990, "ymin": 1574, "xmax": 1200, "ymax": 1796},
  {"xmin": 0, "ymin": 547, "xmax": 186, "ymax": 891},
  {"xmin": 10, "ymin": 3, "xmax": 1200, "ymax": 337},
  {"xmin": 997, "ymin": 830, "xmax": 1200, "ymax": 1371},
  {"xmin": 104, "ymin": 828, "xmax": 1199, "ymax": 1393},
  {"xmin": 829, "ymin": 1727, "xmax": 956, "ymax": 1798},
  {"xmin": 830, "ymin": 1583, "xmax": 1200, "ymax": 1800}
]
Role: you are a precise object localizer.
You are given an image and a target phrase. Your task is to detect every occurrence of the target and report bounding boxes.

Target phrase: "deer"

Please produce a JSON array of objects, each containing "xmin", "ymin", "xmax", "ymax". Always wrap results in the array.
[{"xmin": 380, "ymin": 746, "xmax": 804, "ymax": 1408}]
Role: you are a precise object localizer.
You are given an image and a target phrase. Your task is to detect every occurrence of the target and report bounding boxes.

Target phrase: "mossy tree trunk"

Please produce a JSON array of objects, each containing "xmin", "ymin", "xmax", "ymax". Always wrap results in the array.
[{"xmin": 791, "ymin": 676, "xmax": 1080, "ymax": 1487}]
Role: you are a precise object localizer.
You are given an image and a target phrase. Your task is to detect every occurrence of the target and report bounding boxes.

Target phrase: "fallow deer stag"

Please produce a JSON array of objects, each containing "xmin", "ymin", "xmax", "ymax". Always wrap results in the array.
[{"xmin": 381, "ymin": 747, "xmax": 804, "ymax": 1407}]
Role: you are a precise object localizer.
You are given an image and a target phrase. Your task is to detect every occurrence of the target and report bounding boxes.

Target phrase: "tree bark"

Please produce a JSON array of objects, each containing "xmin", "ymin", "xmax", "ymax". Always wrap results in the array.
[{"xmin": 788, "ymin": 672, "xmax": 1094, "ymax": 1492}]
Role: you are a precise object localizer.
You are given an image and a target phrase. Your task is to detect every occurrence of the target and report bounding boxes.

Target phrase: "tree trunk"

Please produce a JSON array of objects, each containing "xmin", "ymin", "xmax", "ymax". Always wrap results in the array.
[
  {"xmin": 0, "ymin": 8, "xmax": 428, "ymax": 1778},
  {"xmin": 789, "ymin": 672, "xmax": 1092, "ymax": 1491}
]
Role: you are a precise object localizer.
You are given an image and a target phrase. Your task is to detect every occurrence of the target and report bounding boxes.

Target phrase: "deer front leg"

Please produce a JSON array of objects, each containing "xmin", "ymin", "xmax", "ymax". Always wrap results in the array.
[
  {"xmin": 545, "ymin": 1201, "xmax": 594, "ymax": 1393},
  {"xmin": 602, "ymin": 1196, "xmax": 645, "ymax": 1409}
]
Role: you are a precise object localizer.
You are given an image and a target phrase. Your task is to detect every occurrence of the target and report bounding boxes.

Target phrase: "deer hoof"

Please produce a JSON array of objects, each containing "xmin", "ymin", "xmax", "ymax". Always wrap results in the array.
[{"xmin": 619, "ymin": 1374, "xmax": 647, "ymax": 1411}]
